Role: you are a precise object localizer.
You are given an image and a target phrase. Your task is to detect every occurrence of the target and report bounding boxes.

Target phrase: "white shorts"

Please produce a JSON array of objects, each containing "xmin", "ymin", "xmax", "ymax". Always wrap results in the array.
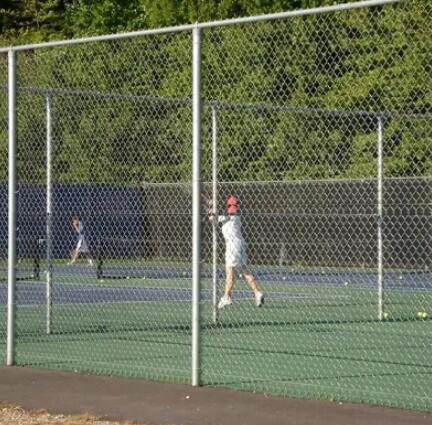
[
  {"xmin": 76, "ymin": 237, "xmax": 89, "ymax": 253},
  {"xmin": 225, "ymin": 240, "xmax": 247, "ymax": 269}
]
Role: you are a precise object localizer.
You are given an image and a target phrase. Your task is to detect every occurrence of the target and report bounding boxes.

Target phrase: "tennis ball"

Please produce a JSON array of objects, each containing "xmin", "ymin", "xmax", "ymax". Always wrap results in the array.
[
  {"xmin": 383, "ymin": 312, "xmax": 389, "ymax": 319},
  {"xmin": 418, "ymin": 311, "xmax": 428, "ymax": 320},
  {"xmin": 344, "ymin": 281, "xmax": 349, "ymax": 287},
  {"xmin": 126, "ymin": 276, "xmax": 130, "ymax": 280}
]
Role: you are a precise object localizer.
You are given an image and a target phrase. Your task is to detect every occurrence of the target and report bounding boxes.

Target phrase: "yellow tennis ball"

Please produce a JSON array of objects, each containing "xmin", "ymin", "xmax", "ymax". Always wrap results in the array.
[
  {"xmin": 421, "ymin": 312, "xmax": 428, "ymax": 320},
  {"xmin": 383, "ymin": 312, "xmax": 389, "ymax": 319}
]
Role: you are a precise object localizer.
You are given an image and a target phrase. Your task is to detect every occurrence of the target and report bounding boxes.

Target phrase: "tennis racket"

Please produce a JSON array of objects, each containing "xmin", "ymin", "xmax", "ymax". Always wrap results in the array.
[{"xmin": 200, "ymin": 192, "xmax": 213, "ymax": 215}]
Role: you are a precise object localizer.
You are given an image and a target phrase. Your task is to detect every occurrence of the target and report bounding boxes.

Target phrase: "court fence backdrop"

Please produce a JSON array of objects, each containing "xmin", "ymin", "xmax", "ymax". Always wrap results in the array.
[{"xmin": 1, "ymin": 0, "xmax": 431, "ymax": 412}]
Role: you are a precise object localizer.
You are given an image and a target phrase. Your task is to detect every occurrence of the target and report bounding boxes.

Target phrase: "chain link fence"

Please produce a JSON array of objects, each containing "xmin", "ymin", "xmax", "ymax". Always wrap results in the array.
[
  {"xmin": 1, "ymin": 0, "xmax": 431, "ymax": 411},
  {"xmin": 0, "ymin": 53, "xmax": 7, "ymax": 365}
]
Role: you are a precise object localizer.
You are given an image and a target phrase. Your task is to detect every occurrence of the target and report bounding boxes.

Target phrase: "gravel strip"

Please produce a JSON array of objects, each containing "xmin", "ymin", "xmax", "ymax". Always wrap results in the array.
[{"xmin": 0, "ymin": 402, "xmax": 141, "ymax": 425}]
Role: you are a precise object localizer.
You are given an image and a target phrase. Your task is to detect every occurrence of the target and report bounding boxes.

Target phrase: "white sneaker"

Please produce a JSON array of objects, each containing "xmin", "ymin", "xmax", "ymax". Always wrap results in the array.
[
  {"xmin": 255, "ymin": 291, "xmax": 264, "ymax": 307},
  {"xmin": 218, "ymin": 295, "xmax": 232, "ymax": 309}
]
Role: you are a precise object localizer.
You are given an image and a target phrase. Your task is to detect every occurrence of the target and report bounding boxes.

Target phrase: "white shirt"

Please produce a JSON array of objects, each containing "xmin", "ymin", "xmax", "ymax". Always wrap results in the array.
[
  {"xmin": 76, "ymin": 222, "xmax": 85, "ymax": 240},
  {"xmin": 75, "ymin": 221, "xmax": 89, "ymax": 252},
  {"xmin": 218, "ymin": 215, "xmax": 244, "ymax": 244}
]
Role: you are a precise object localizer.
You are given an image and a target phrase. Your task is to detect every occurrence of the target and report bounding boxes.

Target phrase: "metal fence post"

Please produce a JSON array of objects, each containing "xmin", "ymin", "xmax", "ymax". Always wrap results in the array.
[
  {"xmin": 192, "ymin": 25, "xmax": 202, "ymax": 387},
  {"xmin": 46, "ymin": 91, "xmax": 53, "ymax": 334},
  {"xmin": 377, "ymin": 116, "xmax": 384, "ymax": 320},
  {"xmin": 7, "ymin": 47, "xmax": 17, "ymax": 366},
  {"xmin": 211, "ymin": 105, "xmax": 219, "ymax": 324}
]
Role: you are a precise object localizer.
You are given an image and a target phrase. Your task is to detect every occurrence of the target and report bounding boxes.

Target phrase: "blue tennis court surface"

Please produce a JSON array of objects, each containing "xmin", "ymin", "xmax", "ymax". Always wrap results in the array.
[
  {"xmin": 0, "ymin": 281, "xmax": 356, "ymax": 305},
  {"xmin": 23, "ymin": 262, "xmax": 432, "ymax": 287},
  {"xmin": 1, "ymin": 263, "xmax": 430, "ymax": 306}
]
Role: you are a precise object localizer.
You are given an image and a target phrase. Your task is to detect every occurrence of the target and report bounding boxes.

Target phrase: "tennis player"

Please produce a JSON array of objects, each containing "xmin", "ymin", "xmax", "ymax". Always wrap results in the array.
[
  {"xmin": 209, "ymin": 195, "xmax": 264, "ymax": 308},
  {"xmin": 68, "ymin": 215, "xmax": 94, "ymax": 266}
]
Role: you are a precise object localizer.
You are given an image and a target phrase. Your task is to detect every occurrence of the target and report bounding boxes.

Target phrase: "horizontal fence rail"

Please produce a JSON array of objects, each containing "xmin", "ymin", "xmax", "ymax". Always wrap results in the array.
[{"xmin": 0, "ymin": 0, "xmax": 400, "ymax": 53}]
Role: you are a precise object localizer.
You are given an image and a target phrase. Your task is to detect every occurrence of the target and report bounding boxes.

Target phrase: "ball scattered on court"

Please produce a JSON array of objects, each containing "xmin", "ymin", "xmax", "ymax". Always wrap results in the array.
[
  {"xmin": 344, "ymin": 281, "xmax": 349, "ymax": 286},
  {"xmin": 126, "ymin": 276, "xmax": 130, "ymax": 280},
  {"xmin": 282, "ymin": 276, "xmax": 286, "ymax": 281},
  {"xmin": 418, "ymin": 311, "xmax": 428, "ymax": 320},
  {"xmin": 399, "ymin": 275, "xmax": 403, "ymax": 280},
  {"xmin": 383, "ymin": 312, "xmax": 389, "ymax": 319}
]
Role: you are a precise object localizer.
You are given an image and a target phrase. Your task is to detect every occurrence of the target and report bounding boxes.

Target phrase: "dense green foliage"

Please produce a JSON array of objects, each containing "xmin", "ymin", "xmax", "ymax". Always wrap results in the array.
[
  {"xmin": 0, "ymin": 1, "xmax": 430, "ymax": 184},
  {"xmin": 1, "ymin": 0, "xmax": 347, "ymax": 44}
]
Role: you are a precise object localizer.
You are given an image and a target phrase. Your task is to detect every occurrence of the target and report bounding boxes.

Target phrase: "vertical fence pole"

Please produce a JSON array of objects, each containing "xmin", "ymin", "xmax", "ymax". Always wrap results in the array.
[
  {"xmin": 211, "ymin": 105, "xmax": 219, "ymax": 324},
  {"xmin": 7, "ymin": 48, "xmax": 17, "ymax": 366},
  {"xmin": 377, "ymin": 116, "xmax": 384, "ymax": 320},
  {"xmin": 191, "ymin": 25, "xmax": 202, "ymax": 387},
  {"xmin": 46, "ymin": 92, "xmax": 53, "ymax": 334}
]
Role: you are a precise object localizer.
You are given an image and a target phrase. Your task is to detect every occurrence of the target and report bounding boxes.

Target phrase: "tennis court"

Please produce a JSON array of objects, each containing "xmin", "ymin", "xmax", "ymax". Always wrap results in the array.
[{"xmin": 1, "ymin": 260, "xmax": 431, "ymax": 409}]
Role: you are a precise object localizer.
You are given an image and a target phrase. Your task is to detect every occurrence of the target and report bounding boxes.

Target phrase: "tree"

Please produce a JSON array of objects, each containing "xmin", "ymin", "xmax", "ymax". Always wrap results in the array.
[
  {"xmin": 0, "ymin": 0, "xmax": 70, "ymax": 44},
  {"xmin": 66, "ymin": 0, "xmax": 147, "ymax": 35},
  {"xmin": 0, "ymin": 0, "xmax": 430, "ymax": 183}
]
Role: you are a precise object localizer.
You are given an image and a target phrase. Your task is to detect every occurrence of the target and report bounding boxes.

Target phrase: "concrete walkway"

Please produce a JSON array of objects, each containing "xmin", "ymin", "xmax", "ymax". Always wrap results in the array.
[{"xmin": 0, "ymin": 367, "xmax": 430, "ymax": 425}]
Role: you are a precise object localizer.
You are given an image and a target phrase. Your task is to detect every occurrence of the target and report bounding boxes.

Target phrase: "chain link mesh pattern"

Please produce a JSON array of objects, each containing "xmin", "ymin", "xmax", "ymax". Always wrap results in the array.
[
  {"xmin": 0, "ymin": 55, "xmax": 7, "ymax": 364},
  {"xmin": 5, "ymin": 33, "xmax": 194, "ymax": 382},
  {"xmin": 199, "ymin": 111, "xmax": 431, "ymax": 408},
  {"xmin": 1, "ymin": 0, "xmax": 431, "ymax": 411},
  {"xmin": 199, "ymin": 0, "xmax": 431, "ymax": 409}
]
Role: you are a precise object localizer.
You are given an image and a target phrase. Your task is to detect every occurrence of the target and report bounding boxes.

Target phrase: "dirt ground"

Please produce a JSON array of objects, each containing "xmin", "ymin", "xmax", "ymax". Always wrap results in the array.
[{"xmin": 0, "ymin": 402, "xmax": 139, "ymax": 425}]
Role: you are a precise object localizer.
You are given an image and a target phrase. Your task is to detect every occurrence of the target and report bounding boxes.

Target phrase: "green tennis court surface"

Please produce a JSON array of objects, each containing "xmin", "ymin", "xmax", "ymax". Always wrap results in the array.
[{"xmin": 1, "ymin": 263, "xmax": 431, "ymax": 411}]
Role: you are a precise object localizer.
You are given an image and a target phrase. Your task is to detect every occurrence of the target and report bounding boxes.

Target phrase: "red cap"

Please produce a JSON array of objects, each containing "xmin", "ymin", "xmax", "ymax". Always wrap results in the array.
[{"xmin": 227, "ymin": 195, "xmax": 239, "ymax": 215}]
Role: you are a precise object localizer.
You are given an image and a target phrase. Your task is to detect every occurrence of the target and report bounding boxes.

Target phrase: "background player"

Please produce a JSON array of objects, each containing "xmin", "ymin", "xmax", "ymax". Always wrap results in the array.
[{"xmin": 68, "ymin": 215, "xmax": 94, "ymax": 266}]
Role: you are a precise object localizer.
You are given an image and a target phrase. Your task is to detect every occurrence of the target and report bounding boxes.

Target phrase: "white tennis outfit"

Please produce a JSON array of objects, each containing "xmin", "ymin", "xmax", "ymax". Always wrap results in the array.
[
  {"xmin": 75, "ymin": 222, "xmax": 89, "ymax": 253},
  {"xmin": 218, "ymin": 215, "xmax": 247, "ymax": 269}
]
